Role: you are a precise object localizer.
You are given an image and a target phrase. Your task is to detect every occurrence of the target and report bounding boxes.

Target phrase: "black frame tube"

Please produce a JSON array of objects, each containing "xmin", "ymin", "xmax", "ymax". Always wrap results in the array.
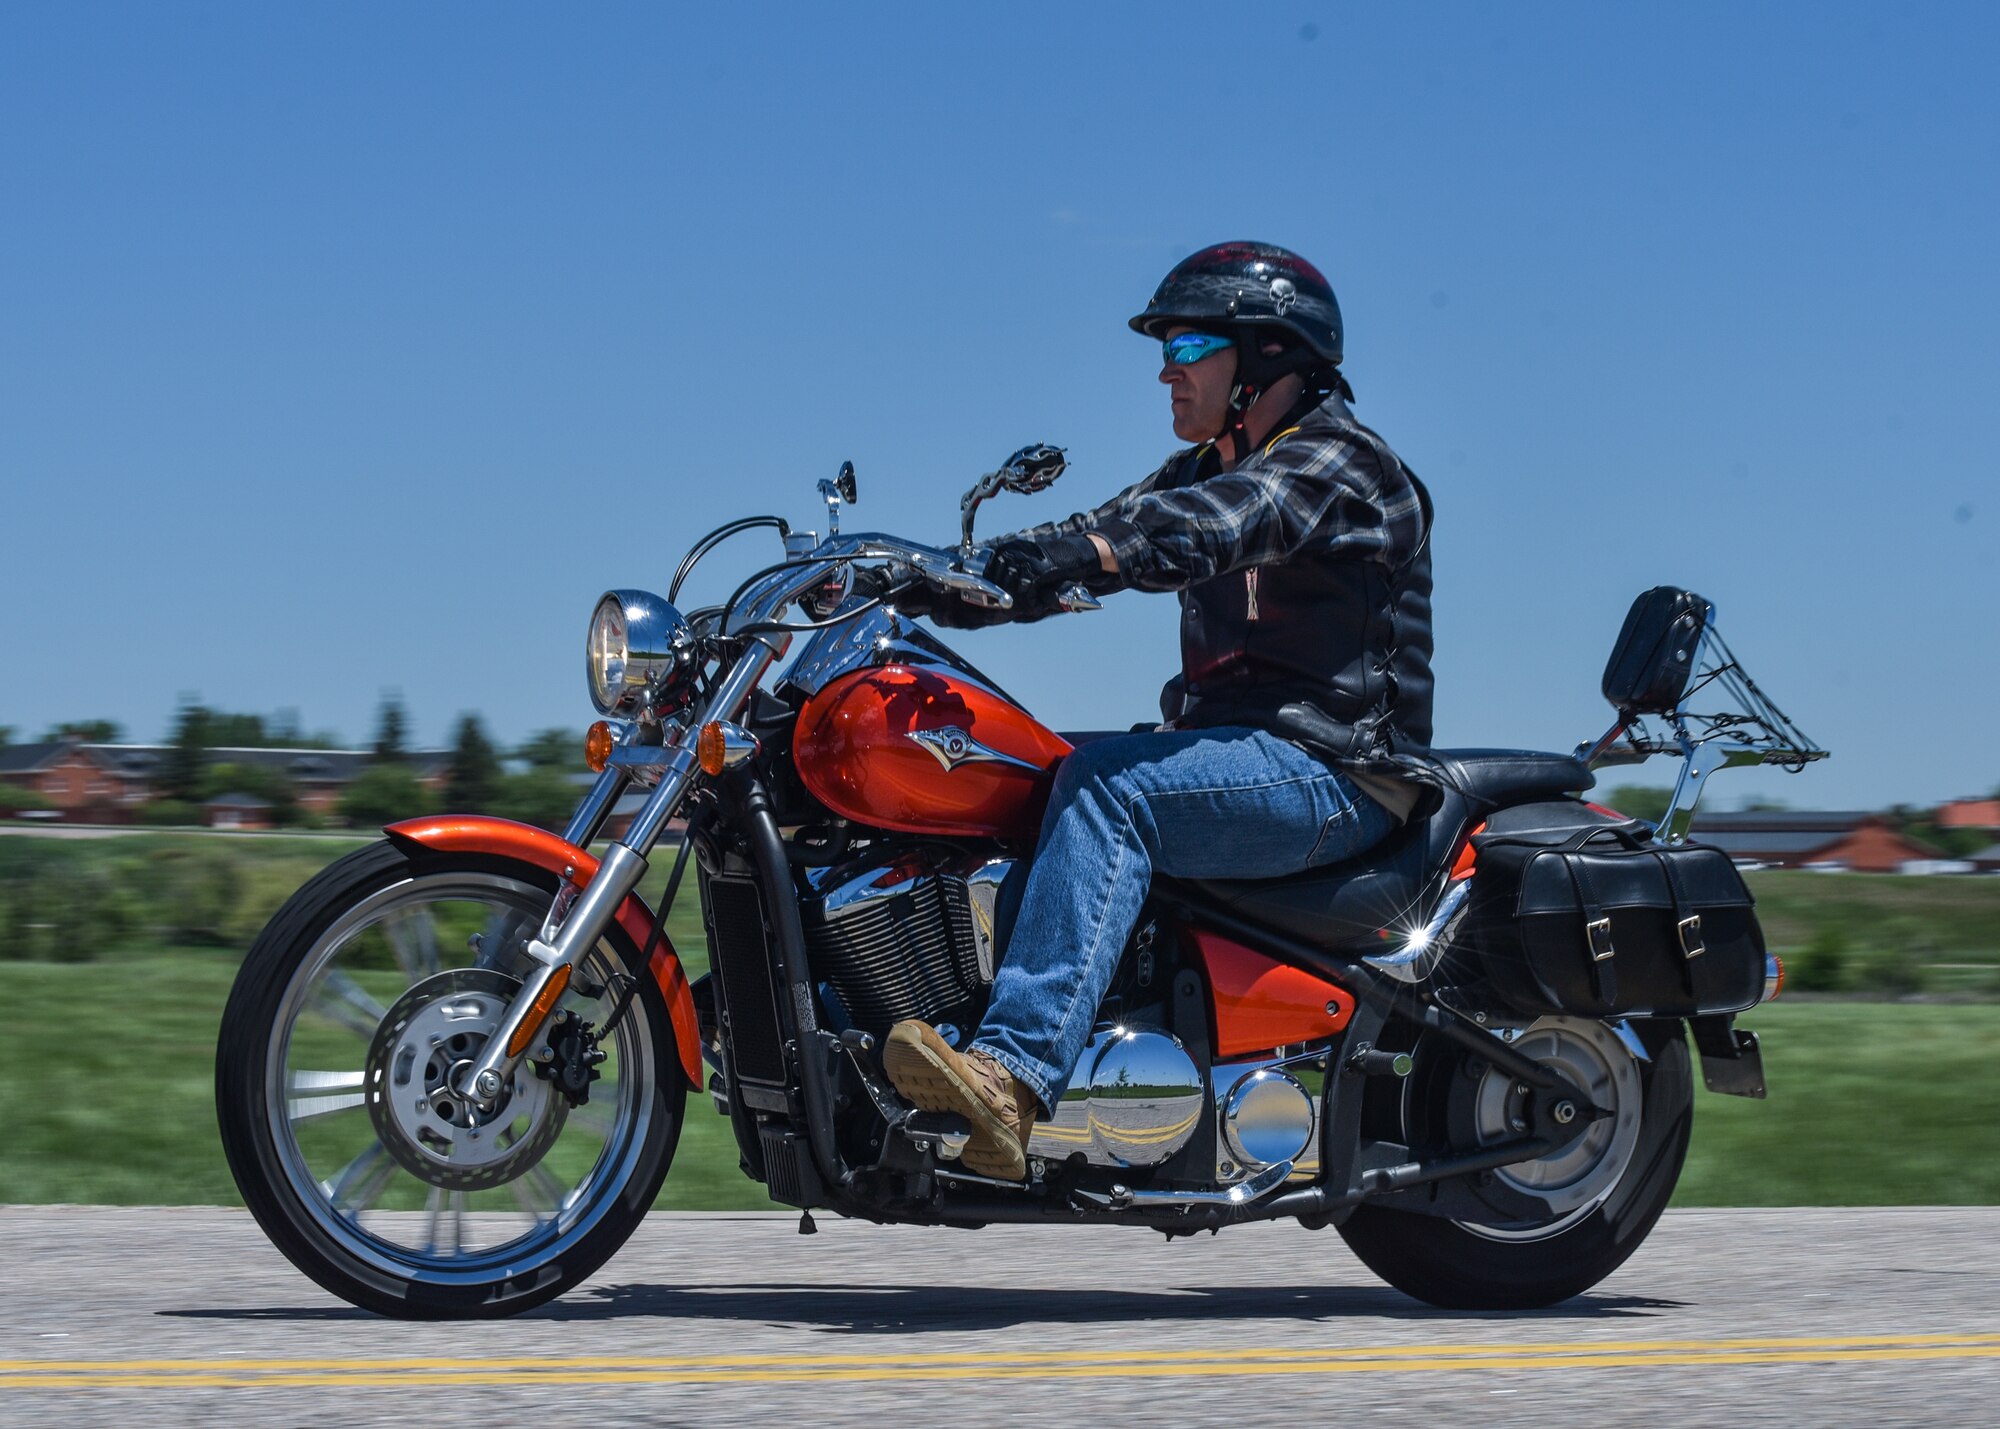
[{"xmin": 727, "ymin": 772, "xmax": 862, "ymax": 1206}]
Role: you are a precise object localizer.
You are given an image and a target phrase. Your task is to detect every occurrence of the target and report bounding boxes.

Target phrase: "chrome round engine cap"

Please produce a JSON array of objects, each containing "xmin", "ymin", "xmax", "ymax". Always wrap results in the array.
[
  {"xmin": 1221, "ymin": 1069, "xmax": 1315, "ymax": 1170},
  {"xmin": 1084, "ymin": 1028, "xmax": 1203, "ymax": 1166}
]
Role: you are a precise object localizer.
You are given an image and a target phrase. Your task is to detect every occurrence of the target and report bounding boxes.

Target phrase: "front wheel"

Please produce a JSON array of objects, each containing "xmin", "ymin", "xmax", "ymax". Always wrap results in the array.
[
  {"xmin": 1338, "ymin": 1015, "xmax": 1692, "ymax": 1310},
  {"xmin": 216, "ymin": 841, "xmax": 685, "ymax": 1318}
]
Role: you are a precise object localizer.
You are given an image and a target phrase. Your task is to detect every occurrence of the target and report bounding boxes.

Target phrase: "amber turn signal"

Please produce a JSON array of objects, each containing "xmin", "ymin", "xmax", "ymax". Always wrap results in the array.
[
  {"xmin": 585, "ymin": 721, "xmax": 615, "ymax": 773},
  {"xmin": 697, "ymin": 721, "xmax": 726, "ymax": 777},
  {"xmin": 696, "ymin": 720, "xmax": 759, "ymax": 777}
]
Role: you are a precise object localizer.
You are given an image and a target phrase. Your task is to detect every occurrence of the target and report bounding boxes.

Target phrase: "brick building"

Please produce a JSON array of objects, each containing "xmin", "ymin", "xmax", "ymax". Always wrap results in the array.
[
  {"xmin": 1936, "ymin": 798, "xmax": 2000, "ymax": 831},
  {"xmin": 1689, "ymin": 810, "xmax": 1947, "ymax": 873}
]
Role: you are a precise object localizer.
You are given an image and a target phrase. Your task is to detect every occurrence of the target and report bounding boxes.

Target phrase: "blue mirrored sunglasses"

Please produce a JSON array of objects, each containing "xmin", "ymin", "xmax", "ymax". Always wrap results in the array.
[{"xmin": 1161, "ymin": 331, "xmax": 1236, "ymax": 366}]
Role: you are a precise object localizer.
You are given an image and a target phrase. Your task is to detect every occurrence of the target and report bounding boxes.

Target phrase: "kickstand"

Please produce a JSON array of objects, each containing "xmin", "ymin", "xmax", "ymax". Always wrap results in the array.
[{"xmin": 798, "ymin": 1210, "xmax": 818, "ymax": 1236}]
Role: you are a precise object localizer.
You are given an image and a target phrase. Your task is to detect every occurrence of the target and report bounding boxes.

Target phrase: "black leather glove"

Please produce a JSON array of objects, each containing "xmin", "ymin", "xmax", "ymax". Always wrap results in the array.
[{"xmin": 985, "ymin": 534, "xmax": 1106, "ymax": 620}]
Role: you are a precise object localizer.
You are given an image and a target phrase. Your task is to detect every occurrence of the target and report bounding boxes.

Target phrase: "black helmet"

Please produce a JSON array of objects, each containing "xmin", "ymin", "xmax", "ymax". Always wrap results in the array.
[{"xmin": 1129, "ymin": 240, "xmax": 1343, "ymax": 366}]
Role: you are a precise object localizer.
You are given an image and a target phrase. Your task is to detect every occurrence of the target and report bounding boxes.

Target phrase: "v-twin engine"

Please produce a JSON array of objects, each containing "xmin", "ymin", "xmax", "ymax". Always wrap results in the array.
[
  {"xmin": 801, "ymin": 849, "xmax": 1324, "ymax": 1177},
  {"xmin": 801, "ymin": 850, "xmax": 1011, "ymax": 1039}
]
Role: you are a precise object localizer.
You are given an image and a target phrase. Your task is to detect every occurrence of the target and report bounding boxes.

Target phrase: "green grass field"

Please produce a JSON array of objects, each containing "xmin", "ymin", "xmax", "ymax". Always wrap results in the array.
[
  {"xmin": 5, "ymin": 938, "xmax": 1995, "ymax": 1209},
  {"xmin": 4, "ymin": 838, "xmax": 1994, "ymax": 1207}
]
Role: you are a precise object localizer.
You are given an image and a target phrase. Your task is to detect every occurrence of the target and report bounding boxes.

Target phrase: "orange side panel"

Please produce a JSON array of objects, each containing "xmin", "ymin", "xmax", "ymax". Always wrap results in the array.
[
  {"xmin": 385, "ymin": 816, "xmax": 703, "ymax": 1088},
  {"xmin": 1191, "ymin": 928, "xmax": 1355, "ymax": 1059}
]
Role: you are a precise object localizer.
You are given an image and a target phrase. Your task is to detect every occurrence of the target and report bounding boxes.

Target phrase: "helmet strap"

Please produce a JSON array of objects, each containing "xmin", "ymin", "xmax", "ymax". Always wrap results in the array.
[{"xmin": 1222, "ymin": 380, "xmax": 1263, "ymax": 461}]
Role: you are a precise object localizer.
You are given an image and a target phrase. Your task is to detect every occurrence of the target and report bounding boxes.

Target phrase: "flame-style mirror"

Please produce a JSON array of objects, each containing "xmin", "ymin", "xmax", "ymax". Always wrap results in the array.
[
  {"xmin": 960, "ymin": 442, "xmax": 1067, "ymax": 554},
  {"xmin": 997, "ymin": 443, "xmax": 1067, "ymax": 494}
]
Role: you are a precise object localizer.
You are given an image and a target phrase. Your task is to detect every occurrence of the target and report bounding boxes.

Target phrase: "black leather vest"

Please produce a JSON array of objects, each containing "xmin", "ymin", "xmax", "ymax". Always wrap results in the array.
[{"xmin": 1161, "ymin": 410, "xmax": 1434, "ymax": 760}]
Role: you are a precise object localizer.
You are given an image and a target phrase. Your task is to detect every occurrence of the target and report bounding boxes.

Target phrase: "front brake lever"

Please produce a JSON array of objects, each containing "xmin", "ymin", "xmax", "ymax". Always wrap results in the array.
[{"xmin": 873, "ymin": 550, "xmax": 1014, "ymax": 610}]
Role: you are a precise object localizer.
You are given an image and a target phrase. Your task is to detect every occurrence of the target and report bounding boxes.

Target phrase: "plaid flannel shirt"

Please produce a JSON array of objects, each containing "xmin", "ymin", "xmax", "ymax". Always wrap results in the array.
[{"xmin": 994, "ymin": 394, "xmax": 1425, "ymax": 593}]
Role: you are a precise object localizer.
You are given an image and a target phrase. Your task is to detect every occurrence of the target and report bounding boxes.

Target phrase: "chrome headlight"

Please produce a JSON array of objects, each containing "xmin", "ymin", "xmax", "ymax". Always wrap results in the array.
[{"xmin": 587, "ymin": 589, "xmax": 692, "ymax": 715}]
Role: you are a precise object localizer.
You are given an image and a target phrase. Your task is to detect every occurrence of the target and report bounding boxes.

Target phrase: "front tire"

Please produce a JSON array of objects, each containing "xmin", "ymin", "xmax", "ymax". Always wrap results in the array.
[
  {"xmin": 216, "ymin": 841, "xmax": 685, "ymax": 1318},
  {"xmin": 1338, "ymin": 1017, "xmax": 1692, "ymax": 1310}
]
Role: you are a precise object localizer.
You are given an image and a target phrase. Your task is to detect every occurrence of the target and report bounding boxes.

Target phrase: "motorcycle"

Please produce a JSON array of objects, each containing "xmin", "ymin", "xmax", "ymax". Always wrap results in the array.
[{"xmin": 216, "ymin": 447, "xmax": 1826, "ymax": 1319}]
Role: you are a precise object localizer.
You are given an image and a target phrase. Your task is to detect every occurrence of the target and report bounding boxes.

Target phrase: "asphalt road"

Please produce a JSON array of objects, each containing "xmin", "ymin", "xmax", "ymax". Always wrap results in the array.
[{"xmin": 3, "ymin": 1206, "xmax": 1996, "ymax": 1426}]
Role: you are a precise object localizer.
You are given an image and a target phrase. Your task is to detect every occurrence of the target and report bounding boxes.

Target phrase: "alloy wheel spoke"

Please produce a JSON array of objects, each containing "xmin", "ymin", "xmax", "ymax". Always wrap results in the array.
[
  {"xmin": 424, "ymin": 1186, "xmax": 468, "ymax": 1257},
  {"xmin": 385, "ymin": 907, "xmax": 441, "ymax": 984},
  {"xmin": 567, "ymin": 1103, "xmax": 615, "ymax": 1141},
  {"xmin": 318, "ymin": 1142, "xmax": 395, "ymax": 1219},
  {"xmin": 511, "ymin": 1163, "xmax": 570, "ymax": 1222},
  {"xmin": 287, "ymin": 1069, "xmax": 368, "ymax": 1123},
  {"xmin": 313, "ymin": 971, "xmax": 389, "ymax": 1041}
]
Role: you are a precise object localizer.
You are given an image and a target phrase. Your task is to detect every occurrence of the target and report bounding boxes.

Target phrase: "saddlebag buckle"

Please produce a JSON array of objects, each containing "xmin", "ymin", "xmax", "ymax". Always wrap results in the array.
[
  {"xmin": 1678, "ymin": 913, "xmax": 1706, "ymax": 959},
  {"xmin": 1586, "ymin": 916, "xmax": 1616, "ymax": 962}
]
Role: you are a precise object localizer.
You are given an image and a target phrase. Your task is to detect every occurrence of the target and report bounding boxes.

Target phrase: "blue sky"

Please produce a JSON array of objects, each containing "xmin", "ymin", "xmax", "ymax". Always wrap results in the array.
[{"xmin": 2, "ymin": 2, "xmax": 1995, "ymax": 811}]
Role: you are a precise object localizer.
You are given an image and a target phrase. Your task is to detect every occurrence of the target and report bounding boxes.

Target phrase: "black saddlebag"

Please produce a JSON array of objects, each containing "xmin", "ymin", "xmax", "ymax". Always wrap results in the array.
[{"xmin": 1466, "ymin": 823, "xmax": 1765, "ymax": 1018}]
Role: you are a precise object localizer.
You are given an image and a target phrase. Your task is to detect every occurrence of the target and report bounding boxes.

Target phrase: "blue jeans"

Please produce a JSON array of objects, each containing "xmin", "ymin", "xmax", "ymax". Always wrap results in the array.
[{"xmin": 972, "ymin": 725, "xmax": 1398, "ymax": 1112}]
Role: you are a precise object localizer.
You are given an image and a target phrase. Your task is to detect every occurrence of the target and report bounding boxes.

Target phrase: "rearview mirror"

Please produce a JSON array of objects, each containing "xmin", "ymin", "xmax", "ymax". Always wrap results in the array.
[
  {"xmin": 997, "ymin": 443, "xmax": 1067, "ymax": 494},
  {"xmin": 960, "ymin": 442, "xmax": 1068, "ymax": 554}
]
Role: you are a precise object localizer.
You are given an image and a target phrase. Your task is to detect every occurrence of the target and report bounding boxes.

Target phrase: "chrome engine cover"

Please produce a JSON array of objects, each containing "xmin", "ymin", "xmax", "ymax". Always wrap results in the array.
[
  {"xmin": 1211, "ymin": 1050, "xmax": 1328, "ymax": 1183},
  {"xmin": 1027, "ymin": 1024, "xmax": 1204, "ymax": 1168}
]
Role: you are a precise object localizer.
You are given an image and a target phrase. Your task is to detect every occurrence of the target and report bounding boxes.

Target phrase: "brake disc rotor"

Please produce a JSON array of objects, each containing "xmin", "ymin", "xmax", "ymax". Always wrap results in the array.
[{"xmin": 363, "ymin": 968, "xmax": 567, "ymax": 1191}]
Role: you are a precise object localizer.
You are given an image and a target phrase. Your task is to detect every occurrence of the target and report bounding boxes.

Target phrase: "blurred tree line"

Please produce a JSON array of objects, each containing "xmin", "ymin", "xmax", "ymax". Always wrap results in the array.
[{"xmin": 9, "ymin": 697, "xmax": 587, "ymax": 833}]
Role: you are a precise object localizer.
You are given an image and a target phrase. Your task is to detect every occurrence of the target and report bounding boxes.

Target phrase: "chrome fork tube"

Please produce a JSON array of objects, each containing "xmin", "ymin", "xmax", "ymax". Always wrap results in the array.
[
  {"xmin": 457, "ymin": 633, "xmax": 793, "ymax": 1110},
  {"xmin": 562, "ymin": 768, "xmax": 630, "ymax": 850},
  {"xmin": 561, "ymin": 721, "xmax": 649, "ymax": 849}
]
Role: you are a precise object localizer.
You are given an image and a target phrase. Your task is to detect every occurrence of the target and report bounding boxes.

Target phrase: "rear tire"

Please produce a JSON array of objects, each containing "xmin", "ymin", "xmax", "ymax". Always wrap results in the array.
[
  {"xmin": 216, "ymin": 840, "xmax": 685, "ymax": 1319},
  {"xmin": 1338, "ymin": 1018, "xmax": 1691, "ymax": 1310}
]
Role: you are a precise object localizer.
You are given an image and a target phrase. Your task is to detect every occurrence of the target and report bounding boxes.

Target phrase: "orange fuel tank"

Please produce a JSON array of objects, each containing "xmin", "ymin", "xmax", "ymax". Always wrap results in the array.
[{"xmin": 793, "ymin": 664, "xmax": 1071, "ymax": 840}]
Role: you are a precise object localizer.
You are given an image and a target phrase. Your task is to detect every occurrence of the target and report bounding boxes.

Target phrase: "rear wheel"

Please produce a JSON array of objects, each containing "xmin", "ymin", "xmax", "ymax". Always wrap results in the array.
[
  {"xmin": 216, "ymin": 841, "xmax": 685, "ymax": 1318},
  {"xmin": 1338, "ymin": 1016, "xmax": 1691, "ymax": 1309}
]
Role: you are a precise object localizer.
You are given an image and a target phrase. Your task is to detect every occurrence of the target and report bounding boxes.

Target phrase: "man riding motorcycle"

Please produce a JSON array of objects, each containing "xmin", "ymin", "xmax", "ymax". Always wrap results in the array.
[{"xmin": 881, "ymin": 241, "xmax": 1437, "ymax": 1179}]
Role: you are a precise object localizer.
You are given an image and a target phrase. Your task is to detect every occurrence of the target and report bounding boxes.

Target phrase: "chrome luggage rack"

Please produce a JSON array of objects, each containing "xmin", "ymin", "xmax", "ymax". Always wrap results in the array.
[{"xmin": 1576, "ymin": 615, "xmax": 1828, "ymax": 845}]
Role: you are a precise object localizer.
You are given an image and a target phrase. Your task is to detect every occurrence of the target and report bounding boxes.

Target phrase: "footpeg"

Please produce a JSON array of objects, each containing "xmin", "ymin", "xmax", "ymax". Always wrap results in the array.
[
  {"xmin": 1346, "ymin": 1044, "xmax": 1413, "ymax": 1078},
  {"xmin": 903, "ymin": 1110, "xmax": 973, "ymax": 1161}
]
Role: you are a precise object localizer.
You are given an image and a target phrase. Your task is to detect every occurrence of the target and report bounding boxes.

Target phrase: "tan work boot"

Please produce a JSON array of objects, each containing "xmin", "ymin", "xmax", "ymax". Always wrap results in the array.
[{"xmin": 882, "ymin": 1021, "xmax": 1038, "ymax": 1180}]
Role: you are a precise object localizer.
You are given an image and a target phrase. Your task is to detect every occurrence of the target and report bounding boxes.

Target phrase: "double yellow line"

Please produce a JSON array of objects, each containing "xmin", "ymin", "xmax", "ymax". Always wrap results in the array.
[{"xmin": 4, "ymin": 1333, "xmax": 1998, "ymax": 1389}]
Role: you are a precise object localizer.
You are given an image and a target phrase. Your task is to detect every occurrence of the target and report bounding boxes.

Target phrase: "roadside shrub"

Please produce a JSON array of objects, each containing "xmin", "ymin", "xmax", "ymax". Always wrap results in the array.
[
  {"xmin": 0, "ymin": 786, "xmax": 53, "ymax": 817},
  {"xmin": 341, "ymin": 765, "xmax": 435, "ymax": 827},
  {"xmin": 138, "ymin": 800, "xmax": 201, "ymax": 827},
  {"xmin": 1846, "ymin": 941, "xmax": 1929, "ymax": 997},
  {"xmin": 137, "ymin": 844, "xmax": 245, "ymax": 945},
  {"xmin": 1785, "ymin": 926, "xmax": 1849, "ymax": 992},
  {"xmin": 220, "ymin": 857, "xmax": 325, "ymax": 948},
  {"xmin": 0, "ymin": 844, "xmax": 131, "ymax": 961}
]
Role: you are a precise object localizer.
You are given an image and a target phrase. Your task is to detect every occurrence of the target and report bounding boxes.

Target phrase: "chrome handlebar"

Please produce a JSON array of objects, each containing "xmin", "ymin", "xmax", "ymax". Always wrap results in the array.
[{"xmin": 720, "ymin": 531, "xmax": 1104, "ymax": 635}]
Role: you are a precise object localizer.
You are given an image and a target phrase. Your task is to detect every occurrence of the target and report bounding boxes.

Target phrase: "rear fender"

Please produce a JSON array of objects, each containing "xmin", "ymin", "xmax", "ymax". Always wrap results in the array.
[{"xmin": 384, "ymin": 816, "xmax": 703, "ymax": 1089}]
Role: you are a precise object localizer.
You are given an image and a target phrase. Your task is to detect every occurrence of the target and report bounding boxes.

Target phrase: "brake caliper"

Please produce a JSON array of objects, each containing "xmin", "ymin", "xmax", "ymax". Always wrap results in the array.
[{"xmin": 532, "ymin": 1007, "xmax": 609, "ymax": 1107}]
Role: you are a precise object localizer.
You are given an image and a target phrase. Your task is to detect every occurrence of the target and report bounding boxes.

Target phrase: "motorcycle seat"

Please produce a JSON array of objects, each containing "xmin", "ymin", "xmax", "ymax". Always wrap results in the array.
[
  {"xmin": 1177, "ymin": 753, "xmax": 1592, "ymax": 951},
  {"xmin": 1424, "ymin": 748, "xmax": 1594, "ymax": 807},
  {"xmin": 1178, "ymin": 789, "xmax": 1474, "ymax": 950}
]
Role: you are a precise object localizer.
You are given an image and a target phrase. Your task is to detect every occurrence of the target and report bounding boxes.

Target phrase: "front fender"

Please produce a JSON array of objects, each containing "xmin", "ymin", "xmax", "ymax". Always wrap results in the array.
[{"xmin": 384, "ymin": 816, "xmax": 703, "ymax": 1089}]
